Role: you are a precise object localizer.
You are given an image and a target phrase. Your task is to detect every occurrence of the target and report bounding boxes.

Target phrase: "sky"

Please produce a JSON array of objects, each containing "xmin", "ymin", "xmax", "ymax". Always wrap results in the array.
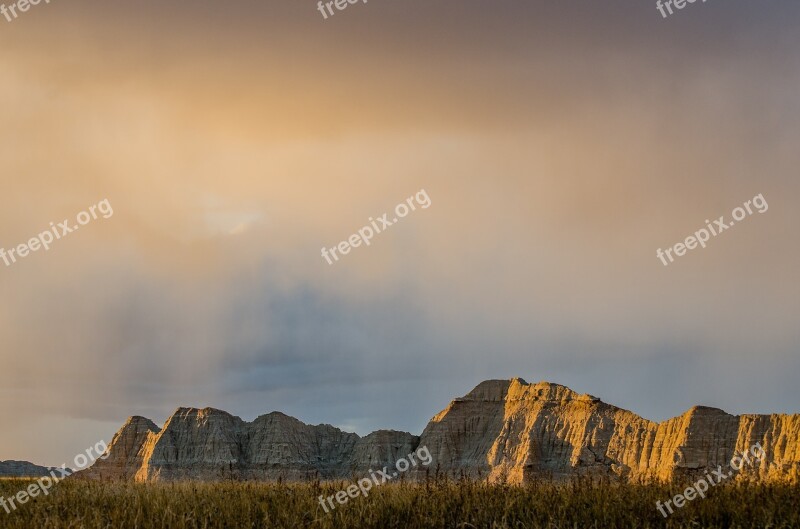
[{"xmin": 1, "ymin": 0, "xmax": 799, "ymax": 466}]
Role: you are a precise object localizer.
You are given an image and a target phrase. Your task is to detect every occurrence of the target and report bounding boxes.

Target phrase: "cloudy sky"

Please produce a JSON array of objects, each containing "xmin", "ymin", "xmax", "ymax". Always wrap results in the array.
[{"xmin": 1, "ymin": 0, "xmax": 799, "ymax": 466}]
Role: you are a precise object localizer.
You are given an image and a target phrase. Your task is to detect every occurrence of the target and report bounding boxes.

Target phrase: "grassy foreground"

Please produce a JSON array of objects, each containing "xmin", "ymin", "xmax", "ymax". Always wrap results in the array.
[{"xmin": 0, "ymin": 478, "xmax": 798, "ymax": 528}]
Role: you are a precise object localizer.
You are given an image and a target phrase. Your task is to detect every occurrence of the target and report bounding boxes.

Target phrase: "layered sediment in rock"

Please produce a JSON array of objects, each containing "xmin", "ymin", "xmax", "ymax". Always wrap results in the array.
[
  {"xmin": 82, "ymin": 378, "xmax": 800, "ymax": 483},
  {"xmin": 417, "ymin": 378, "xmax": 800, "ymax": 483},
  {"xmin": 82, "ymin": 408, "xmax": 419, "ymax": 482},
  {"xmin": 78, "ymin": 416, "xmax": 159, "ymax": 480}
]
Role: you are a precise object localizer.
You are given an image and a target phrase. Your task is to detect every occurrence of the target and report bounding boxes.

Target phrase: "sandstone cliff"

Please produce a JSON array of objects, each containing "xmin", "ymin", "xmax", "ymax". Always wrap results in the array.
[
  {"xmin": 81, "ymin": 378, "xmax": 800, "ymax": 483},
  {"xmin": 416, "ymin": 378, "xmax": 800, "ymax": 483},
  {"xmin": 79, "ymin": 416, "xmax": 160, "ymax": 481},
  {"xmin": 81, "ymin": 408, "xmax": 418, "ymax": 482}
]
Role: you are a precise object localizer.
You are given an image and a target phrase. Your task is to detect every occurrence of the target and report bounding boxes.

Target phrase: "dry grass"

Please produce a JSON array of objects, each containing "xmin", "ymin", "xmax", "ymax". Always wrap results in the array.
[{"xmin": 0, "ymin": 478, "xmax": 797, "ymax": 528}]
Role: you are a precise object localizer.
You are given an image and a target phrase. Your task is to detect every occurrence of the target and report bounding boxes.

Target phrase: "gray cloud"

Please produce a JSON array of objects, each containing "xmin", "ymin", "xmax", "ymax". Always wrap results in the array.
[{"xmin": 1, "ymin": 0, "xmax": 799, "ymax": 466}]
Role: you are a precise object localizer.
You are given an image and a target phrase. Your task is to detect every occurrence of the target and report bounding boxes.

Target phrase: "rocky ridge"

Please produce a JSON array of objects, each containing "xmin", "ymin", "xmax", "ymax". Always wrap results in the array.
[
  {"xmin": 80, "ymin": 378, "xmax": 800, "ymax": 483},
  {"xmin": 0, "ymin": 461, "xmax": 72, "ymax": 478}
]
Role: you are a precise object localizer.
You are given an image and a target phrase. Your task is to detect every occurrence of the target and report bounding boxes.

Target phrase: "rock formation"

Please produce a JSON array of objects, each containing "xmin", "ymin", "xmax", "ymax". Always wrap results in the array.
[
  {"xmin": 80, "ymin": 378, "xmax": 800, "ymax": 483},
  {"xmin": 81, "ymin": 408, "xmax": 418, "ymax": 482},
  {"xmin": 416, "ymin": 378, "xmax": 800, "ymax": 483}
]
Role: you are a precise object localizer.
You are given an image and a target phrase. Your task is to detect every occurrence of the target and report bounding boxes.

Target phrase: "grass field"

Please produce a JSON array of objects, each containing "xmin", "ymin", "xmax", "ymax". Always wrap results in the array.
[{"xmin": 0, "ymin": 478, "xmax": 798, "ymax": 528}]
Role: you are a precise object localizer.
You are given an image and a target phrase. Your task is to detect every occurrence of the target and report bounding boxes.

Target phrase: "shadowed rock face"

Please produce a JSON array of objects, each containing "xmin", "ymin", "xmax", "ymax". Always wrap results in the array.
[
  {"xmin": 82, "ymin": 408, "xmax": 419, "ymax": 482},
  {"xmin": 82, "ymin": 379, "xmax": 800, "ymax": 483}
]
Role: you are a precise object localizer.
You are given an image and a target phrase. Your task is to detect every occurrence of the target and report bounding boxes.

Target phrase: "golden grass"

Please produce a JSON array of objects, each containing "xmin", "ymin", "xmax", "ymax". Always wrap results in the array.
[{"xmin": 0, "ymin": 478, "xmax": 797, "ymax": 528}]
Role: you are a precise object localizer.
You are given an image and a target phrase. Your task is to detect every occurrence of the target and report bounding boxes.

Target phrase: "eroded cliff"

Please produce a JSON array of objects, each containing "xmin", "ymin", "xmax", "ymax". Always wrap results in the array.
[
  {"xmin": 82, "ymin": 378, "xmax": 800, "ymax": 483},
  {"xmin": 417, "ymin": 378, "xmax": 800, "ymax": 483}
]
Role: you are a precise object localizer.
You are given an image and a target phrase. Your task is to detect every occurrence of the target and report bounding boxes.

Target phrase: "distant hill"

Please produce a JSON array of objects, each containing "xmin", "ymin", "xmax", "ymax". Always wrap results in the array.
[
  {"xmin": 80, "ymin": 378, "xmax": 800, "ymax": 483},
  {"xmin": 0, "ymin": 460, "xmax": 71, "ymax": 478}
]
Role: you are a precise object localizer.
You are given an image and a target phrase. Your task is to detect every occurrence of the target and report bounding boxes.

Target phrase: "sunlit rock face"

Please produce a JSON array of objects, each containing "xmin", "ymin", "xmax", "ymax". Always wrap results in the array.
[{"xmin": 418, "ymin": 378, "xmax": 800, "ymax": 483}]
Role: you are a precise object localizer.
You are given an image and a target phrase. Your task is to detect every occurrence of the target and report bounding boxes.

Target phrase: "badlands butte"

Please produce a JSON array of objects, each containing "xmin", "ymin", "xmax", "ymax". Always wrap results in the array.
[{"xmin": 79, "ymin": 378, "xmax": 800, "ymax": 484}]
